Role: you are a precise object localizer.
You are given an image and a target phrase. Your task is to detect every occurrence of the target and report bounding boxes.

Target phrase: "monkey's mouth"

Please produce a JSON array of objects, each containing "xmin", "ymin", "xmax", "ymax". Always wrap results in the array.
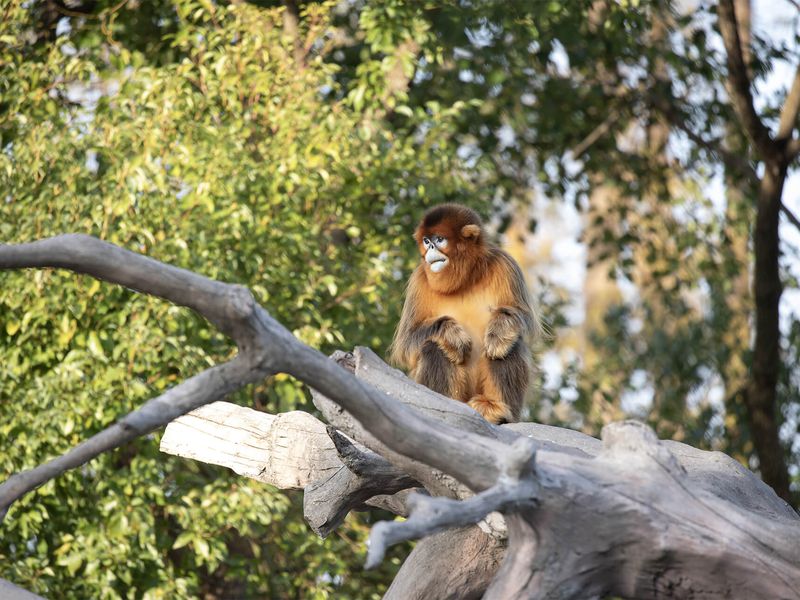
[
  {"xmin": 429, "ymin": 259, "xmax": 448, "ymax": 273},
  {"xmin": 425, "ymin": 249, "xmax": 449, "ymax": 273}
]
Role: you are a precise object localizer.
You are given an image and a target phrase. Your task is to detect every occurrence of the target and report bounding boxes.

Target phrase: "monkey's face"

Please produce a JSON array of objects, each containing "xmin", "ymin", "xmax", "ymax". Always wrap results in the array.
[
  {"xmin": 421, "ymin": 234, "xmax": 449, "ymax": 273},
  {"xmin": 414, "ymin": 204, "xmax": 484, "ymax": 292}
]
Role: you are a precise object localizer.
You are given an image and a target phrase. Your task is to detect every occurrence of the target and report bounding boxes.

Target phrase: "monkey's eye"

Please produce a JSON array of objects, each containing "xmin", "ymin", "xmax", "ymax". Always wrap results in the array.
[
  {"xmin": 434, "ymin": 235, "xmax": 445, "ymax": 245},
  {"xmin": 422, "ymin": 236, "xmax": 432, "ymax": 247}
]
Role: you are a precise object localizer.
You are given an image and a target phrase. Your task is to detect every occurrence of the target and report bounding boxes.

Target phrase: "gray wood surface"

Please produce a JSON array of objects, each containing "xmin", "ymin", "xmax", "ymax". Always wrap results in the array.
[{"xmin": 2, "ymin": 235, "xmax": 798, "ymax": 599}]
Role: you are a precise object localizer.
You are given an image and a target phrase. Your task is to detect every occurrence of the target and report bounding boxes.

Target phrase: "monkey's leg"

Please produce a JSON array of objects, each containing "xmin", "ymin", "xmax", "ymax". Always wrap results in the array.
[
  {"xmin": 469, "ymin": 342, "xmax": 529, "ymax": 424},
  {"xmin": 414, "ymin": 340, "xmax": 468, "ymax": 400}
]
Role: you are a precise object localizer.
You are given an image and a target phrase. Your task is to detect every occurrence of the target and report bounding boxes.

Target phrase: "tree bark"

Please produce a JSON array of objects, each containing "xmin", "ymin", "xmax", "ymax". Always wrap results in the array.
[
  {"xmin": 162, "ymin": 392, "xmax": 800, "ymax": 599},
  {"xmin": 747, "ymin": 160, "xmax": 790, "ymax": 501},
  {"xmin": 2, "ymin": 235, "xmax": 799, "ymax": 599},
  {"xmin": 0, "ymin": 578, "xmax": 44, "ymax": 600},
  {"xmin": 716, "ymin": 0, "xmax": 798, "ymax": 504}
]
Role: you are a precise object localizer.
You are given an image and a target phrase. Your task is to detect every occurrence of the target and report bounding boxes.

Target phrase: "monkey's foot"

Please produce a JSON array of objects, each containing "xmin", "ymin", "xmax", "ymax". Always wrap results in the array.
[{"xmin": 467, "ymin": 395, "xmax": 513, "ymax": 424}]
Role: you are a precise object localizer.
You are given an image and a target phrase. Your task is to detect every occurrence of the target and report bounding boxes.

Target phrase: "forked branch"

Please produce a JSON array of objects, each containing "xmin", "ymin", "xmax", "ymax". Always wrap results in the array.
[
  {"xmin": 366, "ymin": 436, "xmax": 539, "ymax": 569},
  {"xmin": 717, "ymin": 0, "xmax": 774, "ymax": 160},
  {"xmin": 0, "ymin": 234, "xmax": 516, "ymax": 522}
]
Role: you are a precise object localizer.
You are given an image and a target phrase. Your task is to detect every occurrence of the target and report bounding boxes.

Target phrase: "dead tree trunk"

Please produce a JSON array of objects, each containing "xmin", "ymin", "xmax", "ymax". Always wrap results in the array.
[
  {"xmin": 0, "ymin": 235, "xmax": 798, "ymax": 599},
  {"xmin": 162, "ymin": 348, "xmax": 800, "ymax": 599}
]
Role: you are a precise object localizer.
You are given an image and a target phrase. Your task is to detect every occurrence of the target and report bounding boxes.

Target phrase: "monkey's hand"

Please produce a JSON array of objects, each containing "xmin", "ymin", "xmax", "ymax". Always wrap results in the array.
[
  {"xmin": 429, "ymin": 316, "xmax": 472, "ymax": 364},
  {"xmin": 484, "ymin": 308, "xmax": 520, "ymax": 360}
]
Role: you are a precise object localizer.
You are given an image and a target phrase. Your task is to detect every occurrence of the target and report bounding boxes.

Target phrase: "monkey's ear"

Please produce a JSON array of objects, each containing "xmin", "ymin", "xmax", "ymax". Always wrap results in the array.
[{"xmin": 461, "ymin": 224, "xmax": 481, "ymax": 239}]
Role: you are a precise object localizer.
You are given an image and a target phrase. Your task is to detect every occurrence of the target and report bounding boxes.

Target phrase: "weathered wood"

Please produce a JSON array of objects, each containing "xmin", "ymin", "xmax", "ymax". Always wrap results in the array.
[
  {"xmin": 161, "ymin": 401, "xmax": 419, "ymax": 535},
  {"xmin": 303, "ymin": 429, "xmax": 419, "ymax": 537},
  {"xmin": 383, "ymin": 526, "xmax": 506, "ymax": 600},
  {"xmin": 0, "ymin": 579, "xmax": 44, "ymax": 600},
  {"xmin": 4, "ymin": 236, "xmax": 800, "ymax": 600},
  {"xmin": 484, "ymin": 421, "xmax": 800, "ymax": 600},
  {"xmin": 160, "ymin": 393, "xmax": 800, "ymax": 599},
  {"xmin": 311, "ymin": 348, "xmax": 507, "ymax": 499},
  {"xmin": 160, "ymin": 402, "xmax": 341, "ymax": 489}
]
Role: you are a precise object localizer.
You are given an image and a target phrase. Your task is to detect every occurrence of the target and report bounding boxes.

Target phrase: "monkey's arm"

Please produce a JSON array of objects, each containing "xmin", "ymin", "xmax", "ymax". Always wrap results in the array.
[
  {"xmin": 390, "ymin": 270, "xmax": 471, "ymax": 367},
  {"xmin": 484, "ymin": 252, "xmax": 538, "ymax": 360},
  {"xmin": 484, "ymin": 306, "xmax": 533, "ymax": 359}
]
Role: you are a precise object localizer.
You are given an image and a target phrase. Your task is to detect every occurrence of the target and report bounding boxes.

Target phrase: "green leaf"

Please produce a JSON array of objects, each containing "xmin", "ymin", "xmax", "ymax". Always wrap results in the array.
[{"xmin": 172, "ymin": 532, "xmax": 194, "ymax": 550}]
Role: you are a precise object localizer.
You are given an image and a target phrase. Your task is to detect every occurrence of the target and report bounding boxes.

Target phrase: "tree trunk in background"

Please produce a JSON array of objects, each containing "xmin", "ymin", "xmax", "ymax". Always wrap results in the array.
[
  {"xmin": 717, "ymin": 0, "xmax": 793, "ymax": 503},
  {"xmin": 748, "ymin": 159, "xmax": 790, "ymax": 501}
]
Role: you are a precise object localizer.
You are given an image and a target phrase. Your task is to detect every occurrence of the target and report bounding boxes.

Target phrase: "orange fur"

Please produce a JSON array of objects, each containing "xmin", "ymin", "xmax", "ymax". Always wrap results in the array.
[{"xmin": 390, "ymin": 204, "xmax": 538, "ymax": 423}]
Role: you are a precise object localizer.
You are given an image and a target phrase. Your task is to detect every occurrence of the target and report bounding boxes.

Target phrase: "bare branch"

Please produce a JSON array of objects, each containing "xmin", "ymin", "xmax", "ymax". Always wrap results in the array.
[
  {"xmin": 0, "ymin": 235, "xmax": 516, "ymax": 519},
  {"xmin": 777, "ymin": 64, "xmax": 800, "ymax": 141},
  {"xmin": 780, "ymin": 201, "xmax": 800, "ymax": 231},
  {"xmin": 653, "ymin": 99, "xmax": 757, "ymax": 180},
  {"xmin": 365, "ymin": 436, "xmax": 538, "ymax": 569},
  {"xmin": 0, "ymin": 355, "xmax": 266, "ymax": 520},
  {"xmin": 717, "ymin": 0, "xmax": 774, "ymax": 159},
  {"xmin": 310, "ymin": 347, "xmax": 519, "ymax": 498},
  {"xmin": 0, "ymin": 234, "xmax": 257, "ymax": 342},
  {"xmin": 482, "ymin": 421, "xmax": 800, "ymax": 599},
  {"xmin": 569, "ymin": 109, "xmax": 619, "ymax": 159},
  {"xmin": 673, "ymin": 119, "xmax": 752, "ymax": 176},
  {"xmin": 304, "ymin": 429, "xmax": 419, "ymax": 537},
  {"xmin": 0, "ymin": 578, "xmax": 43, "ymax": 600},
  {"xmin": 161, "ymin": 401, "xmax": 419, "ymax": 535},
  {"xmin": 284, "ymin": 348, "xmax": 512, "ymax": 493},
  {"xmin": 7, "ymin": 234, "xmax": 799, "ymax": 596},
  {"xmin": 160, "ymin": 402, "xmax": 343, "ymax": 488},
  {"xmin": 366, "ymin": 478, "xmax": 538, "ymax": 570},
  {"xmin": 327, "ymin": 427, "xmax": 414, "ymax": 480}
]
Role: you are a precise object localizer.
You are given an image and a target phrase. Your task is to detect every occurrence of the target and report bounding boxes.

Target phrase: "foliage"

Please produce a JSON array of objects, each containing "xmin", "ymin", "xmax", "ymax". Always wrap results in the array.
[
  {"xmin": 2, "ymin": 0, "xmax": 800, "ymax": 596},
  {"xmin": 325, "ymin": 0, "xmax": 800, "ymax": 497},
  {"xmin": 0, "ymin": 1, "xmax": 472, "ymax": 597}
]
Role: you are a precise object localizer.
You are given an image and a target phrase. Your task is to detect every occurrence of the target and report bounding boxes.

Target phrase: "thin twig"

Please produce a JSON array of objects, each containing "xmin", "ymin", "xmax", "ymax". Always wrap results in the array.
[
  {"xmin": 780, "ymin": 201, "xmax": 800, "ymax": 231},
  {"xmin": 570, "ymin": 110, "xmax": 620, "ymax": 159},
  {"xmin": 717, "ymin": 0, "xmax": 774, "ymax": 160}
]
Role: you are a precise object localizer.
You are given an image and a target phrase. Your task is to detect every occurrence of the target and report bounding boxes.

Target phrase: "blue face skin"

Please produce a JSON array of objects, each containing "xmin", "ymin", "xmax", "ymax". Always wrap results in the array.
[
  {"xmin": 422, "ymin": 235, "xmax": 449, "ymax": 272},
  {"xmin": 422, "ymin": 235, "xmax": 446, "ymax": 250}
]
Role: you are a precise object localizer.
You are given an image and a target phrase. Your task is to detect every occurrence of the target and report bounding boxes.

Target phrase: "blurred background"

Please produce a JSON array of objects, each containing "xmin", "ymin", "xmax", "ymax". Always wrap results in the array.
[{"xmin": 1, "ymin": 0, "xmax": 799, "ymax": 597}]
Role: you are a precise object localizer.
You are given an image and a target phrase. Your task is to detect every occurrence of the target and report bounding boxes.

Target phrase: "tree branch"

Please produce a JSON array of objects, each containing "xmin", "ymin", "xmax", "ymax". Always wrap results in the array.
[
  {"xmin": 0, "ymin": 235, "xmax": 517, "ymax": 520},
  {"xmin": 482, "ymin": 421, "xmax": 800, "ymax": 599},
  {"xmin": 777, "ymin": 64, "xmax": 800, "ymax": 142},
  {"xmin": 0, "ymin": 354, "xmax": 265, "ymax": 520},
  {"xmin": 569, "ymin": 109, "xmax": 619, "ymax": 159},
  {"xmin": 303, "ymin": 428, "xmax": 419, "ymax": 537},
  {"xmin": 5, "ymin": 234, "xmax": 800, "ymax": 597},
  {"xmin": 366, "ymin": 437, "xmax": 538, "ymax": 569},
  {"xmin": 717, "ymin": 0, "xmax": 775, "ymax": 160},
  {"xmin": 160, "ymin": 402, "xmax": 344, "ymax": 488},
  {"xmin": 780, "ymin": 201, "xmax": 800, "ymax": 232},
  {"xmin": 310, "ymin": 347, "xmax": 519, "ymax": 498},
  {"xmin": 0, "ymin": 234, "xmax": 259, "ymax": 343},
  {"xmin": 653, "ymin": 98, "xmax": 756, "ymax": 180},
  {"xmin": 382, "ymin": 526, "xmax": 505, "ymax": 600}
]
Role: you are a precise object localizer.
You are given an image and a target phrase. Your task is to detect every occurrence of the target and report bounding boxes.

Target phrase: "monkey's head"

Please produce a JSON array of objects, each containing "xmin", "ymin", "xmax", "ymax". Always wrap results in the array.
[{"xmin": 413, "ymin": 203, "xmax": 485, "ymax": 293}]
